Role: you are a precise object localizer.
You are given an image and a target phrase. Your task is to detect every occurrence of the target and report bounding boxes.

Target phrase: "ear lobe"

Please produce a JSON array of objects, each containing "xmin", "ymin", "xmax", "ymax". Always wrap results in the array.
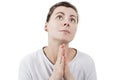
[
  {"xmin": 45, "ymin": 27, "xmax": 47, "ymax": 31},
  {"xmin": 45, "ymin": 23, "xmax": 48, "ymax": 32}
]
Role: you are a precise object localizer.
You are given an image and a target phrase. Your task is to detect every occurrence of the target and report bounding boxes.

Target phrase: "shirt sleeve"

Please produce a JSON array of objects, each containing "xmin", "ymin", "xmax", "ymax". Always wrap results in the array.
[
  {"xmin": 18, "ymin": 58, "xmax": 32, "ymax": 80},
  {"xmin": 85, "ymin": 57, "xmax": 97, "ymax": 80}
]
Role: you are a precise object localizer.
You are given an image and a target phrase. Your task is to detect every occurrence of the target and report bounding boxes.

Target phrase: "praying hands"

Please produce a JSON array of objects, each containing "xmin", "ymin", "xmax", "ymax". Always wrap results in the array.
[{"xmin": 49, "ymin": 44, "xmax": 74, "ymax": 80}]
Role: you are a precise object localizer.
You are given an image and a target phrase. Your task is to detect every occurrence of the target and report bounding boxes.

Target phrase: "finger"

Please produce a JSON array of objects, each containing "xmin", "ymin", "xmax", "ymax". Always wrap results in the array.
[
  {"xmin": 60, "ymin": 44, "xmax": 66, "ymax": 63},
  {"xmin": 64, "ymin": 54, "xmax": 66, "ymax": 66},
  {"xmin": 57, "ymin": 45, "xmax": 63, "ymax": 57},
  {"xmin": 56, "ymin": 45, "xmax": 63, "ymax": 64},
  {"xmin": 62, "ymin": 44, "xmax": 65, "ymax": 56},
  {"xmin": 61, "ymin": 56, "xmax": 65, "ymax": 69}
]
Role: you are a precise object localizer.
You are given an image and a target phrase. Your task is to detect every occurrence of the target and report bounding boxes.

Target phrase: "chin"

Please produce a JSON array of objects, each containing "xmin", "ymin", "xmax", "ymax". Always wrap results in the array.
[
  {"xmin": 58, "ymin": 38, "xmax": 73, "ymax": 43},
  {"xmin": 54, "ymin": 35, "xmax": 73, "ymax": 43}
]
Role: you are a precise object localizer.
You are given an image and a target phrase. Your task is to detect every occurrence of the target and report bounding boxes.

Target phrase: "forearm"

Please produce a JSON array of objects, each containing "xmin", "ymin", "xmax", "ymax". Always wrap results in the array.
[
  {"xmin": 49, "ymin": 76, "xmax": 55, "ymax": 80},
  {"xmin": 64, "ymin": 75, "xmax": 74, "ymax": 80},
  {"xmin": 49, "ymin": 73, "xmax": 63, "ymax": 80}
]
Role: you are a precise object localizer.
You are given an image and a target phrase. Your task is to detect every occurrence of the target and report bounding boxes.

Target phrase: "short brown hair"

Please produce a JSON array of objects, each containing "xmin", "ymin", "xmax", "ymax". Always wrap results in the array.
[{"xmin": 46, "ymin": 1, "xmax": 79, "ymax": 23}]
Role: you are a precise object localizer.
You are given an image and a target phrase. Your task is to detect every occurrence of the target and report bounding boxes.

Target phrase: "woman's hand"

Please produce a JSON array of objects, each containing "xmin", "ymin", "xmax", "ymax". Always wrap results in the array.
[
  {"xmin": 64, "ymin": 62, "xmax": 74, "ymax": 80},
  {"xmin": 49, "ymin": 44, "xmax": 65, "ymax": 80},
  {"xmin": 49, "ymin": 44, "xmax": 74, "ymax": 80}
]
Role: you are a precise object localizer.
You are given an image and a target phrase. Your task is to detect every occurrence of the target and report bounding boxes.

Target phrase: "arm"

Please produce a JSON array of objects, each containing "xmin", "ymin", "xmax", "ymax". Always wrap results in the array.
[
  {"xmin": 85, "ymin": 58, "xmax": 97, "ymax": 80},
  {"xmin": 18, "ymin": 59, "xmax": 32, "ymax": 80}
]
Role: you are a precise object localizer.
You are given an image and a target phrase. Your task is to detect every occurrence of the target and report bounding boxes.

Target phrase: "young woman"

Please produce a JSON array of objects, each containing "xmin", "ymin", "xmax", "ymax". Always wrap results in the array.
[{"xmin": 19, "ymin": 1, "xmax": 97, "ymax": 80}]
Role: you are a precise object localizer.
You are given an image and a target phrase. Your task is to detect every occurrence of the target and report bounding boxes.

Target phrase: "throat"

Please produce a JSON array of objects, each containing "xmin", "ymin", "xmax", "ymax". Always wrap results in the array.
[{"xmin": 42, "ymin": 46, "xmax": 77, "ymax": 65}]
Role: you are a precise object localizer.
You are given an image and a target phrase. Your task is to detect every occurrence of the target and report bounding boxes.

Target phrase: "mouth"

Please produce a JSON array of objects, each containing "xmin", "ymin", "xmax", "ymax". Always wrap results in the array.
[{"xmin": 59, "ymin": 30, "xmax": 70, "ymax": 34}]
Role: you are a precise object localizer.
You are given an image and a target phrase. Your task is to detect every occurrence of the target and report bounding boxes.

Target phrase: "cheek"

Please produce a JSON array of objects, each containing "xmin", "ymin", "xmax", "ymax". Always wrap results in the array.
[
  {"xmin": 47, "ymin": 25, "xmax": 58, "ymax": 34},
  {"xmin": 48, "ymin": 23, "xmax": 62, "ymax": 32},
  {"xmin": 47, "ymin": 22, "xmax": 55, "ymax": 31},
  {"xmin": 71, "ymin": 27, "xmax": 77, "ymax": 34}
]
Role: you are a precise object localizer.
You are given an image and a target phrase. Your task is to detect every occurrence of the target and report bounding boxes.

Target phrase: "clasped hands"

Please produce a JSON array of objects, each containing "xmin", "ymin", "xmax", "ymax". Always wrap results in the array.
[{"xmin": 49, "ymin": 44, "xmax": 74, "ymax": 80}]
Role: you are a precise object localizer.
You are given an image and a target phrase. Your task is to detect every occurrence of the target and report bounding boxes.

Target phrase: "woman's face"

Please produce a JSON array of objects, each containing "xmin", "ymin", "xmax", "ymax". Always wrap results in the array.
[{"xmin": 45, "ymin": 6, "xmax": 78, "ymax": 43}]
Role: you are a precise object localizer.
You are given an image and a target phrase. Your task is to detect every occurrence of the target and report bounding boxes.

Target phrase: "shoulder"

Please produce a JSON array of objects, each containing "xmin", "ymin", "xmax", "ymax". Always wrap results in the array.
[
  {"xmin": 19, "ymin": 50, "xmax": 43, "ymax": 80},
  {"xmin": 19, "ymin": 49, "xmax": 42, "ymax": 67},
  {"xmin": 76, "ymin": 50, "xmax": 97, "ymax": 79},
  {"xmin": 77, "ymin": 50, "xmax": 94, "ymax": 61},
  {"xmin": 75, "ymin": 50, "xmax": 95, "ymax": 68},
  {"xmin": 77, "ymin": 50, "xmax": 96, "ymax": 73}
]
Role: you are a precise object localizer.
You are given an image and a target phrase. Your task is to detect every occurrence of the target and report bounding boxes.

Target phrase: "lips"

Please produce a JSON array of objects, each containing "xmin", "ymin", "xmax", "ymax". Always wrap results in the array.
[{"xmin": 59, "ymin": 30, "xmax": 70, "ymax": 33}]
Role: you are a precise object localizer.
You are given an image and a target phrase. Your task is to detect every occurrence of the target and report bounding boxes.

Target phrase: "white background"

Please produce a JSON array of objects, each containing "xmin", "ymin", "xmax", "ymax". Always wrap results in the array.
[{"xmin": 0, "ymin": 0, "xmax": 120, "ymax": 80}]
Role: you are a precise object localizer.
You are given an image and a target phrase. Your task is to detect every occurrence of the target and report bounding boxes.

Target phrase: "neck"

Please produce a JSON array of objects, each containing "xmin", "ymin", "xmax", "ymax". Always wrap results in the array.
[{"xmin": 44, "ymin": 38, "xmax": 75, "ymax": 64}]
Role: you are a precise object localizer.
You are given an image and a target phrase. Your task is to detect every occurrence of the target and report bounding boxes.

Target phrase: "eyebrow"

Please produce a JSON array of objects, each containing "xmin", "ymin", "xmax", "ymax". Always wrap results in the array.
[
  {"xmin": 70, "ymin": 15, "xmax": 77, "ymax": 19},
  {"xmin": 55, "ymin": 12, "xmax": 64, "ymax": 15}
]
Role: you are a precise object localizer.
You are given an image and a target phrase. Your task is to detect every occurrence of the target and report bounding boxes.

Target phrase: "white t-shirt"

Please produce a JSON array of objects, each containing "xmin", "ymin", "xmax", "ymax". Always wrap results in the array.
[{"xmin": 18, "ymin": 48, "xmax": 97, "ymax": 80}]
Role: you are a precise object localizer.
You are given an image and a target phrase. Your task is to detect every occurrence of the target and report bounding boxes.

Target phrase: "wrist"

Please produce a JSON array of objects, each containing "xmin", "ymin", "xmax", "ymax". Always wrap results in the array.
[
  {"xmin": 49, "ymin": 76, "xmax": 55, "ymax": 80},
  {"xmin": 64, "ymin": 75, "xmax": 74, "ymax": 80},
  {"xmin": 49, "ymin": 74, "xmax": 62, "ymax": 80}
]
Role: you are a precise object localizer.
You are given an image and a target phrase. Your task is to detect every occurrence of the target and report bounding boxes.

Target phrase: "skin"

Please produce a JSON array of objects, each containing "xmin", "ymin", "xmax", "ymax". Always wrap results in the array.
[{"xmin": 44, "ymin": 6, "xmax": 78, "ymax": 80}]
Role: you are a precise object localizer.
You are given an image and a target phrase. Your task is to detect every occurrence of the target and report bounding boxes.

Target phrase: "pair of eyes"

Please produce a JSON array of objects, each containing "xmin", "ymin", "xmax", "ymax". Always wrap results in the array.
[{"xmin": 56, "ymin": 15, "xmax": 77, "ymax": 23}]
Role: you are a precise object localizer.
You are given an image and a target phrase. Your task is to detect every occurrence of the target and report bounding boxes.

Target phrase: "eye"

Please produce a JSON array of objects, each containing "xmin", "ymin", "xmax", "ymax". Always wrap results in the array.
[
  {"xmin": 56, "ymin": 15, "xmax": 63, "ymax": 21},
  {"xmin": 70, "ymin": 18, "xmax": 76, "ymax": 23}
]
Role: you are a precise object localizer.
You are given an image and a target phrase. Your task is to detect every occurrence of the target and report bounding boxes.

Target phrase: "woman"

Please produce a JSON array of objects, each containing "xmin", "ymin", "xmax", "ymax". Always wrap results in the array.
[{"xmin": 19, "ymin": 1, "xmax": 97, "ymax": 80}]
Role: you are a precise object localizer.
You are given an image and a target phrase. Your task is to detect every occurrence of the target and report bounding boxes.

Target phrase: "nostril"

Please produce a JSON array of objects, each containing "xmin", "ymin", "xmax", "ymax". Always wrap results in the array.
[
  {"xmin": 64, "ymin": 23, "xmax": 67, "ymax": 26},
  {"xmin": 64, "ymin": 23, "xmax": 69, "ymax": 26},
  {"xmin": 67, "ymin": 24, "xmax": 69, "ymax": 26}
]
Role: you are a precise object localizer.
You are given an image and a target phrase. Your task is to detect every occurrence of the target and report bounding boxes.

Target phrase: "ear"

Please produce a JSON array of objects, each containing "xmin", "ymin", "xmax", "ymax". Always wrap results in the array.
[{"xmin": 44, "ymin": 22, "xmax": 48, "ymax": 32}]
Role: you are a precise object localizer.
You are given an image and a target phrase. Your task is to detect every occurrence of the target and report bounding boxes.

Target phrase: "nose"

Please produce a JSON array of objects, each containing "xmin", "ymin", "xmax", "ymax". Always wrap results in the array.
[
  {"xmin": 63, "ymin": 18, "xmax": 70, "ymax": 27},
  {"xmin": 64, "ymin": 23, "xmax": 69, "ymax": 26}
]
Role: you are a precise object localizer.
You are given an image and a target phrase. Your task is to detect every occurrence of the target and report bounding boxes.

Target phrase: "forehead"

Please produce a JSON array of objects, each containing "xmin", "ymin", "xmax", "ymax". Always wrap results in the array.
[{"xmin": 52, "ymin": 6, "xmax": 77, "ymax": 16}]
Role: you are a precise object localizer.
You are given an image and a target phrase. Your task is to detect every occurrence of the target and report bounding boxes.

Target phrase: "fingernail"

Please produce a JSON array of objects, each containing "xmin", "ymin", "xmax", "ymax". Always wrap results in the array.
[
  {"xmin": 62, "ymin": 44, "xmax": 65, "ymax": 48},
  {"xmin": 59, "ymin": 44, "xmax": 63, "ymax": 48}
]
